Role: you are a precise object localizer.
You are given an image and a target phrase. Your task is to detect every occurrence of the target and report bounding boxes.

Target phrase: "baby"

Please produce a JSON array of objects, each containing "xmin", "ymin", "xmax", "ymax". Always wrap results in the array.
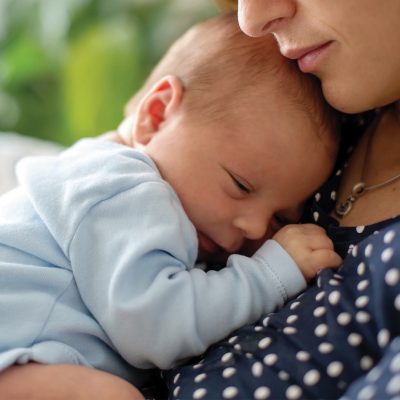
[{"xmin": 0, "ymin": 14, "xmax": 341, "ymax": 389}]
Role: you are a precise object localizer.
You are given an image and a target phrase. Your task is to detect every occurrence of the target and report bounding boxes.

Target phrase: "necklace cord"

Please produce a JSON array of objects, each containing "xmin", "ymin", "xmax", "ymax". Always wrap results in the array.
[{"xmin": 335, "ymin": 110, "xmax": 400, "ymax": 217}]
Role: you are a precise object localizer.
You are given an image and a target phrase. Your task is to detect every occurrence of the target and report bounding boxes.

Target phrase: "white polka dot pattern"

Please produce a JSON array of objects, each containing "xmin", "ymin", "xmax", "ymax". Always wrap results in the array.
[
  {"xmin": 193, "ymin": 388, "xmax": 207, "ymax": 399},
  {"xmin": 222, "ymin": 386, "xmax": 238, "ymax": 399},
  {"xmin": 296, "ymin": 351, "xmax": 310, "ymax": 362},
  {"xmin": 251, "ymin": 362, "xmax": 263, "ymax": 378},
  {"xmin": 263, "ymin": 354, "xmax": 278, "ymax": 366},
  {"xmin": 223, "ymin": 368, "xmax": 236, "ymax": 379},
  {"xmin": 303, "ymin": 369, "xmax": 320, "ymax": 386},
  {"xmin": 254, "ymin": 386, "xmax": 270, "ymax": 399},
  {"xmin": 286, "ymin": 385, "xmax": 302, "ymax": 399},
  {"xmin": 327, "ymin": 361, "xmax": 343, "ymax": 377}
]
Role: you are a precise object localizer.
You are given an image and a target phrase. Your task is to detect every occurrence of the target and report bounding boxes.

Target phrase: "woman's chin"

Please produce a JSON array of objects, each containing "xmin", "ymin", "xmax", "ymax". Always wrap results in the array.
[{"xmin": 322, "ymin": 80, "xmax": 394, "ymax": 114}]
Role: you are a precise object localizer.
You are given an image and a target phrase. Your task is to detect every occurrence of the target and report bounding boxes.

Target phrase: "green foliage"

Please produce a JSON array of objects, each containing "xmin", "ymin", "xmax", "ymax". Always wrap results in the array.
[
  {"xmin": 0, "ymin": 0, "xmax": 217, "ymax": 145},
  {"xmin": 62, "ymin": 19, "xmax": 148, "ymax": 141},
  {"xmin": 3, "ymin": 36, "xmax": 50, "ymax": 87}
]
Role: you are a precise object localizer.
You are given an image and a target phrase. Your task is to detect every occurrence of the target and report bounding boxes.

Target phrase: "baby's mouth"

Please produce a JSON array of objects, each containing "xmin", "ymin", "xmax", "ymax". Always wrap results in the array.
[
  {"xmin": 198, "ymin": 232, "xmax": 219, "ymax": 254},
  {"xmin": 196, "ymin": 232, "xmax": 231, "ymax": 266}
]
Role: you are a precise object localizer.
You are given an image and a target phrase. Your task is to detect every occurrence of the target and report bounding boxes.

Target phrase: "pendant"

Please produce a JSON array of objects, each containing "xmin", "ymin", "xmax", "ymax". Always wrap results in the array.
[
  {"xmin": 335, "ymin": 182, "xmax": 366, "ymax": 218},
  {"xmin": 335, "ymin": 196, "xmax": 354, "ymax": 217}
]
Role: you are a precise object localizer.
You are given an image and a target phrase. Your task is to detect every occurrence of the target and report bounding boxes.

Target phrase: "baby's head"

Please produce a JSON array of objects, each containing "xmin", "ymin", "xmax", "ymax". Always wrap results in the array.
[{"xmin": 120, "ymin": 13, "xmax": 339, "ymax": 264}]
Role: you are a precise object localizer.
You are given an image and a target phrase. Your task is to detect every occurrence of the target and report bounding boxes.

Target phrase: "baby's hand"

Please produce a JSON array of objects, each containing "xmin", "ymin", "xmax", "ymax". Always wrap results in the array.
[{"xmin": 273, "ymin": 224, "xmax": 342, "ymax": 281}]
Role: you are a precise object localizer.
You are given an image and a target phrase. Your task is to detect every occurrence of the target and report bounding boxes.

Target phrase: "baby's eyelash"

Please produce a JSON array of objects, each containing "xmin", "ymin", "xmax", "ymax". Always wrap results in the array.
[
  {"xmin": 234, "ymin": 177, "xmax": 251, "ymax": 193},
  {"xmin": 228, "ymin": 172, "xmax": 252, "ymax": 194}
]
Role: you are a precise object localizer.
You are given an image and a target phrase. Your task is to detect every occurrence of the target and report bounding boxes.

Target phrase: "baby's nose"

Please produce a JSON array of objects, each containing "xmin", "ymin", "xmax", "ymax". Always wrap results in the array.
[{"xmin": 233, "ymin": 214, "xmax": 269, "ymax": 241}]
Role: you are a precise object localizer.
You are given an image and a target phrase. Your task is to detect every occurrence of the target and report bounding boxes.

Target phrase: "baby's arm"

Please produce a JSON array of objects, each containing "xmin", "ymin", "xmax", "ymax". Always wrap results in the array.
[
  {"xmin": 70, "ymin": 188, "xmax": 308, "ymax": 371},
  {"xmin": 273, "ymin": 223, "xmax": 343, "ymax": 281}
]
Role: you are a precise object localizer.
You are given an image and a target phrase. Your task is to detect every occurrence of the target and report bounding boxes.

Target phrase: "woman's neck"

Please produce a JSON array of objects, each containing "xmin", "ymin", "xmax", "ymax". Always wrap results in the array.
[
  {"xmin": 367, "ymin": 106, "xmax": 400, "ymax": 179},
  {"xmin": 334, "ymin": 105, "xmax": 400, "ymax": 227}
]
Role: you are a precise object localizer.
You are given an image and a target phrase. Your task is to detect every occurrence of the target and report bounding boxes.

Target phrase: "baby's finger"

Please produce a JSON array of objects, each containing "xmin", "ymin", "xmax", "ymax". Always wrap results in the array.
[
  {"xmin": 307, "ymin": 234, "xmax": 335, "ymax": 251},
  {"xmin": 298, "ymin": 223, "xmax": 327, "ymax": 234},
  {"xmin": 310, "ymin": 249, "xmax": 343, "ymax": 270}
]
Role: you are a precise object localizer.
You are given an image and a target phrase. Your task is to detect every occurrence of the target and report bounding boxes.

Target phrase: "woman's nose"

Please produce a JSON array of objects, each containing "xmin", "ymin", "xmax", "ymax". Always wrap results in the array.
[{"xmin": 237, "ymin": 0, "xmax": 295, "ymax": 37}]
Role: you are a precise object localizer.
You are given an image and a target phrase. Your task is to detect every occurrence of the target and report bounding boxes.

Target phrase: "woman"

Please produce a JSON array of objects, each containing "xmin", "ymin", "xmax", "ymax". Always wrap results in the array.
[{"xmin": 165, "ymin": 0, "xmax": 400, "ymax": 399}]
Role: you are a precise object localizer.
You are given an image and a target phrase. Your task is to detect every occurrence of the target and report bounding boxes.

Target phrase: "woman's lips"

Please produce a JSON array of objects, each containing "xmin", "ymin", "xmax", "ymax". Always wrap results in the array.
[
  {"xmin": 283, "ymin": 41, "xmax": 333, "ymax": 73},
  {"xmin": 296, "ymin": 41, "xmax": 333, "ymax": 73}
]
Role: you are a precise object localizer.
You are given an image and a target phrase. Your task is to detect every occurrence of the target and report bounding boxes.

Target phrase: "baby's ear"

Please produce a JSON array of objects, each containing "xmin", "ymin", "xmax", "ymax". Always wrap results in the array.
[{"xmin": 132, "ymin": 75, "xmax": 184, "ymax": 146}]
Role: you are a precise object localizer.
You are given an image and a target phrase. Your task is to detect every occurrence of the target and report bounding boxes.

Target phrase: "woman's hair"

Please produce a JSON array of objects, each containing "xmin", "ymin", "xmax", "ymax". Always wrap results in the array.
[
  {"xmin": 215, "ymin": 0, "xmax": 238, "ymax": 11},
  {"xmin": 125, "ymin": 13, "xmax": 338, "ymax": 148}
]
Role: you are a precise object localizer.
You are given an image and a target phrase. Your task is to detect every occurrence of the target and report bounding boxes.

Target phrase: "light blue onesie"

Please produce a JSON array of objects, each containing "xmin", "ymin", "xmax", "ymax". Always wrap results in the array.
[{"xmin": 0, "ymin": 138, "xmax": 306, "ymax": 387}]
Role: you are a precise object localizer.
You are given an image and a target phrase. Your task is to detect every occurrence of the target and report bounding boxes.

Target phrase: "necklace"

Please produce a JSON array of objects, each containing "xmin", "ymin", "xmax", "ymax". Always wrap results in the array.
[
  {"xmin": 335, "ymin": 174, "xmax": 400, "ymax": 217},
  {"xmin": 335, "ymin": 112, "xmax": 400, "ymax": 218}
]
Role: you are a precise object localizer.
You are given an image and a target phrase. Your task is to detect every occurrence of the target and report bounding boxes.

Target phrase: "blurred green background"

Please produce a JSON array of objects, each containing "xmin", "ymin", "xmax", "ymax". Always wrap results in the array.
[{"xmin": 0, "ymin": 0, "xmax": 217, "ymax": 145}]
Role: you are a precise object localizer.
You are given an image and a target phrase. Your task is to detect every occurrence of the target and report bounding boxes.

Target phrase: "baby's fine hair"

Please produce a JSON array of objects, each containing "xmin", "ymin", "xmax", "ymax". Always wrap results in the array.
[{"xmin": 125, "ymin": 13, "xmax": 338, "ymax": 153}]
